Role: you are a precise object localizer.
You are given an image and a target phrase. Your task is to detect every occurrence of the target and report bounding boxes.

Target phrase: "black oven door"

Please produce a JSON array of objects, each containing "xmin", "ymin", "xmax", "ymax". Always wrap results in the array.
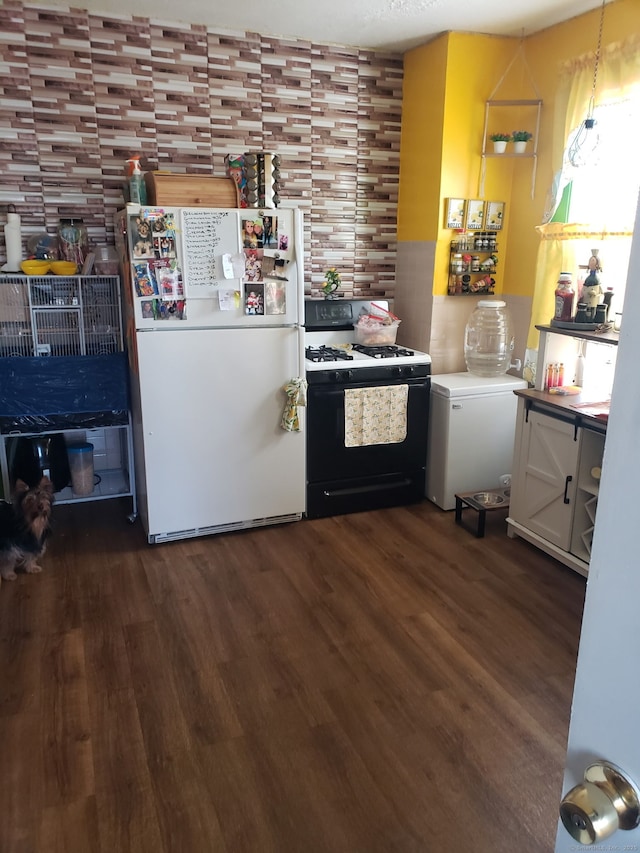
[{"xmin": 306, "ymin": 375, "xmax": 430, "ymax": 519}]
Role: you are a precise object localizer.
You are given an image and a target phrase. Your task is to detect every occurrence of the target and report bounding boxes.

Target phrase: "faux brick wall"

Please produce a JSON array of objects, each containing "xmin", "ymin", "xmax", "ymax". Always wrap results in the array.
[{"xmin": 0, "ymin": 2, "xmax": 402, "ymax": 298}]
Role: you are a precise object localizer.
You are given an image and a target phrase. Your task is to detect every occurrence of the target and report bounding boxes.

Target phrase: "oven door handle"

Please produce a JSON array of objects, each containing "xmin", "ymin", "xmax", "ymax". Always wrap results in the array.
[{"xmin": 310, "ymin": 388, "xmax": 345, "ymax": 397}]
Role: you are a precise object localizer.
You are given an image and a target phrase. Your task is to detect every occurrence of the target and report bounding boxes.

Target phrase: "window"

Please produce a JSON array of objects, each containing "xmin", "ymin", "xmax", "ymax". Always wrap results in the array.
[{"xmin": 553, "ymin": 92, "xmax": 640, "ymax": 311}]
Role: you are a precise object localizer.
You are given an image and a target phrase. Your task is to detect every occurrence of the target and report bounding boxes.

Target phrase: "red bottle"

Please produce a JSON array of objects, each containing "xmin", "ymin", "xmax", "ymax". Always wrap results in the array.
[{"xmin": 554, "ymin": 272, "xmax": 575, "ymax": 322}]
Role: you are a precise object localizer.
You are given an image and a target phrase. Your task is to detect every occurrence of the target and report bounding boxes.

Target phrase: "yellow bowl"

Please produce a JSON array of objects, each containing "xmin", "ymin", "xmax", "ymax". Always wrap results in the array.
[
  {"xmin": 21, "ymin": 259, "xmax": 51, "ymax": 275},
  {"xmin": 50, "ymin": 260, "xmax": 78, "ymax": 275}
]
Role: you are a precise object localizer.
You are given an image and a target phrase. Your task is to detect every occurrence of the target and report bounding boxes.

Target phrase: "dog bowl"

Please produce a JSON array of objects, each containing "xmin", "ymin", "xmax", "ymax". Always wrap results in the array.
[{"xmin": 472, "ymin": 492, "xmax": 505, "ymax": 506}]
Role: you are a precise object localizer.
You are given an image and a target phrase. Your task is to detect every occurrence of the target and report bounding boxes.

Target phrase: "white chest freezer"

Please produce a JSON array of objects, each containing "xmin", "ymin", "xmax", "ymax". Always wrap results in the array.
[{"xmin": 426, "ymin": 371, "xmax": 527, "ymax": 510}]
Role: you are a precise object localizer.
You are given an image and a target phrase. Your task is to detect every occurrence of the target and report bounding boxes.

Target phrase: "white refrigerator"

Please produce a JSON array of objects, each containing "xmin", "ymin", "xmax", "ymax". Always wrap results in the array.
[
  {"xmin": 115, "ymin": 204, "xmax": 306, "ymax": 543},
  {"xmin": 426, "ymin": 371, "xmax": 527, "ymax": 510}
]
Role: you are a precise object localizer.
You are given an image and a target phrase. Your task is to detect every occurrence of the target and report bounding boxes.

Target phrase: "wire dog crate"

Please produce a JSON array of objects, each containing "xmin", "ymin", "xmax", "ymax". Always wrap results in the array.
[{"xmin": 0, "ymin": 275, "xmax": 123, "ymax": 357}]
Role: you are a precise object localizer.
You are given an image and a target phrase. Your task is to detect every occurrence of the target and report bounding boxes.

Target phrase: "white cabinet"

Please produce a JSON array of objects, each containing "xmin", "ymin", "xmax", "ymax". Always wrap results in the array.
[
  {"xmin": 508, "ymin": 323, "xmax": 614, "ymax": 576},
  {"xmin": 508, "ymin": 397, "xmax": 605, "ymax": 576}
]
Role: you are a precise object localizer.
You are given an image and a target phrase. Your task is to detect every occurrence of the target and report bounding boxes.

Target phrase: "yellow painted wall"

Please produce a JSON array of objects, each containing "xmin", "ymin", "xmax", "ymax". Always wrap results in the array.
[
  {"xmin": 398, "ymin": 0, "xmax": 636, "ymax": 300},
  {"xmin": 398, "ymin": 34, "xmax": 448, "ymax": 240}
]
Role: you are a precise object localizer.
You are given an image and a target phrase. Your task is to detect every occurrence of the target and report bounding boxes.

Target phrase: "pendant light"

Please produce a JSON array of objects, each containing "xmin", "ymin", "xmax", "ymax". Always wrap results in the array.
[{"xmin": 567, "ymin": 0, "xmax": 606, "ymax": 168}]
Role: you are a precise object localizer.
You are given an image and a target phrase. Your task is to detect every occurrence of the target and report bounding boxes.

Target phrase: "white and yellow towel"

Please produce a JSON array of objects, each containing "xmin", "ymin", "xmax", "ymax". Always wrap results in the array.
[
  {"xmin": 281, "ymin": 377, "xmax": 307, "ymax": 432},
  {"xmin": 344, "ymin": 385, "xmax": 408, "ymax": 447}
]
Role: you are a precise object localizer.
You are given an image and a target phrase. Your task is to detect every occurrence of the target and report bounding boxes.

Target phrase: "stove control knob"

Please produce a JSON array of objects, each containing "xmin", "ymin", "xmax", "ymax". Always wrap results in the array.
[
  {"xmin": 405, "ymin": 366, "xmax": 415, "ymax": 377},
  {"xmin": 329, "ymin": 371, "xmax": 340, "ymax": 382},
  {"xmin": 345, "ymin": 370, "xmax": 354, "ymax": 381},
  {"xmin": 391, "ymin": 366, "xmax": 402, "ymax": 377}
]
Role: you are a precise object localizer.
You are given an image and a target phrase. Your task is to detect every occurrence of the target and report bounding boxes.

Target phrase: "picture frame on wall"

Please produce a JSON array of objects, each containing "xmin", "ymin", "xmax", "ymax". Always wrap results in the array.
[
  {"xmin": 486, "ymin": 201, "xmax": 505, "ymax": 230},
  {"xmin": 445, "ymin": 198, "xmax": 466, "ymax": 230},
  {"xmin": 465, "ymin": 199, "xmax": 485, "ymax": 231}
]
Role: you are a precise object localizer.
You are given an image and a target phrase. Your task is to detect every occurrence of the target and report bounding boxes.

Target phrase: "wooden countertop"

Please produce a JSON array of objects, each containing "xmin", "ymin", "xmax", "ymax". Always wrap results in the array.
[
  {"xmin": 536, "ymin": 324, "xmax": 620, "ymax": 346},
  {"xmin": 514, "ymin": 388, "xmax": 609, "ymax": 431}
]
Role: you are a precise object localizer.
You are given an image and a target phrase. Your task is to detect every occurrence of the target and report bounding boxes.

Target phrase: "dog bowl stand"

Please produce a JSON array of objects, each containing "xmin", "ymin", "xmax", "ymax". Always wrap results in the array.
[{"xmin": 454, "ymin": 488, "xmax": 510, "ymax": 538}]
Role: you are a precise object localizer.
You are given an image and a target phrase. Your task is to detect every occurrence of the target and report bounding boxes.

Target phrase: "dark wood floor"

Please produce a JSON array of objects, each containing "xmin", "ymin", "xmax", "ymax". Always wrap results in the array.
[{"xmin": 0, "ymin": 496, "xmax": 585, "ymax": 852}]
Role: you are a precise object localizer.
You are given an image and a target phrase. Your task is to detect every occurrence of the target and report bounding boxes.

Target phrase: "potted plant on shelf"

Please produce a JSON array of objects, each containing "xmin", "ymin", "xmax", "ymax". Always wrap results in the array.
[
  {"xmin": 511, "ymin": 130, "xmax": 533, "ymax": 153},
  {"xmin": 489, "ymin": 132, "xmax": 510, "ymax": 154}
]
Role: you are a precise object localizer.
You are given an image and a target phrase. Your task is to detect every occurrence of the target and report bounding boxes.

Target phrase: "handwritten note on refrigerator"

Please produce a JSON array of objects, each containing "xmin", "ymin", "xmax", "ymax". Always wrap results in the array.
[{"xmin": 180, "ymin": 209, "xmax": 240, "ymax": 298}]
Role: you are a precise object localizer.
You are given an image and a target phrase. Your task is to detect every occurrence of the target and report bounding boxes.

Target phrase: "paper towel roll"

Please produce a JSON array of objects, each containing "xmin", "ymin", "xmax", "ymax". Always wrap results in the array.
[{"xmin": 3, "ymin": 211, "xmax": 23, "ymax": 272}]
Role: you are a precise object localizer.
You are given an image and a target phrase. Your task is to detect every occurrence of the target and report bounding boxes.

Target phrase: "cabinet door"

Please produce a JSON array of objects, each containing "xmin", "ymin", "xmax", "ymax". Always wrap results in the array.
[{"xmin": 511, "ymin": 410, "xmax": 579, "ymax": 550}]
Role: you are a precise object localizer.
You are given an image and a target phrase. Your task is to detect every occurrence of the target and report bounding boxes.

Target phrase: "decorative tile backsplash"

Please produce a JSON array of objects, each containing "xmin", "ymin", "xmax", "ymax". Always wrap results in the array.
[{"xmin": 0, "ymin": 2, "xmax": 402, "ymax": 298}]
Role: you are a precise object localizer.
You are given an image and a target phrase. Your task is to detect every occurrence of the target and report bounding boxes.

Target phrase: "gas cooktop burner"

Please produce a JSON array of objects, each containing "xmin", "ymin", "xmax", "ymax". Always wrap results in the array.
[
  {"xmin": 351, "ymin": 344, "xmax": 416, "ymax": 359},
  {"xmin": 305, "ymin": 345, "xmax": 354, "ymax": 363}
]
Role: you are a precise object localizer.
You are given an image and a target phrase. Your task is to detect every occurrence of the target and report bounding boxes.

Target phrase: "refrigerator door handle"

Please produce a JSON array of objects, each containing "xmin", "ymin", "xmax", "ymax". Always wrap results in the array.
[{"xmin": 297, "ymin": 324, "xmax": 305, "ymax": 379}]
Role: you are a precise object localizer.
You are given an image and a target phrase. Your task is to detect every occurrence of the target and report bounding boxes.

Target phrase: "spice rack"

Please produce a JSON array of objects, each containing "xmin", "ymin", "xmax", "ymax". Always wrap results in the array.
[{"xmin": 448, "ymin": 233, "xmax": 499, "ymax": 295}]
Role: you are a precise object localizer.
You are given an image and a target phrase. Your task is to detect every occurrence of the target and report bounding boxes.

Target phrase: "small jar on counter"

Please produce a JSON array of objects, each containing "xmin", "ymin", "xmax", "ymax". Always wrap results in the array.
[
  {"xmin": 594, "ymin": 304, "xmax": 608, "ymax": 324},
  {"xmin": 574, "ymin": 302, "xmax": 589, "ymax": 323}
]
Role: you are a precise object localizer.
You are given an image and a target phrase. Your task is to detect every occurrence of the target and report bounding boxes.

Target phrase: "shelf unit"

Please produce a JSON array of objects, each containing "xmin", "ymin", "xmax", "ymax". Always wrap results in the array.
[
  {"xmin": 570, "ymin": 428, "xmax": 605, "ymax": 564},
  {"xmin": 479, "ymin": 99, "xmax": 542, "ymax": 199},
  {"xmin": 0, "ymin": 274, "xmax": 136, "ymax": 518},
  {"xmin": 447, "ymin": 237, "xmax": 498, "ymax": 295},
  {"xmin": 0, "ymin": 422, "xmax": 136, "ymax": 516},
  {"xmin": 534, "ymin": 324, "xmax": 619, "ymax": 392},
  {"xmin": 508, "ymin": 317, "xmax": 616, "ymax": 577}
]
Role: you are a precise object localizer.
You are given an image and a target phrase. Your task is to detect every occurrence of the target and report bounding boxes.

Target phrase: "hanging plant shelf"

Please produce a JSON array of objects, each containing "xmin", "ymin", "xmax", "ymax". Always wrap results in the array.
[{"xmin": 479, "ymin": 45, "xmax": 543, "ymax": 200}]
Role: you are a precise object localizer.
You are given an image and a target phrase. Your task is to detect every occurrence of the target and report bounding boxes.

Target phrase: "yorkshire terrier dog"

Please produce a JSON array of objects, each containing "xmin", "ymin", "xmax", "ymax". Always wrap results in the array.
[{"xmin": 0, "ymin": 477, "xmax": 53, "ymax": 587}]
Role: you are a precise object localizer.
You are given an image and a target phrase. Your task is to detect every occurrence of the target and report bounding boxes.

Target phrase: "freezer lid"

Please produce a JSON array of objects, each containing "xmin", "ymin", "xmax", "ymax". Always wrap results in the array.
[{"xmin": 430, "ymin": 371, "xmax": 528, "ymax": 398}]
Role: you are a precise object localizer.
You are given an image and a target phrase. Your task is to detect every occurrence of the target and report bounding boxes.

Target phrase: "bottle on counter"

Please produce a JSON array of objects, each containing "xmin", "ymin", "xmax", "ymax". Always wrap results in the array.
[
  {"xmin": 2, "ymin": 204, "xmax": 22, "ymax": 272},
  {"xmin": 554, "ymin": 272, "xmax": 575, "ymax": 322},
  {"xmin": 126, "ymin": 156, "xmax": 147, "ymax": 205},
  {"xmin": 574, "ymin": 341, "xmax": 586, "ymax": 386}
]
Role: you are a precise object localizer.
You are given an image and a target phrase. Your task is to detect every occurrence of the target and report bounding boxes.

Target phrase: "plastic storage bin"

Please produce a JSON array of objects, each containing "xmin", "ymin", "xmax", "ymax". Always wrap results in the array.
[
  {"xmin": 354, "ymin": 319, "xmax": 400, "ymax": 346},
  {"xmin": 67, "ymin": 442, "xmax": 94, "ymax": 496}
]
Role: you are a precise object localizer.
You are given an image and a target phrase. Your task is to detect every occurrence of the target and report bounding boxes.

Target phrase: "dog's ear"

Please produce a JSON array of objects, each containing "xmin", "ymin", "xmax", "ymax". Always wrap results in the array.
[{"xmin": 14, "ymin": 479, "xmax": 29, "ymax": 495}]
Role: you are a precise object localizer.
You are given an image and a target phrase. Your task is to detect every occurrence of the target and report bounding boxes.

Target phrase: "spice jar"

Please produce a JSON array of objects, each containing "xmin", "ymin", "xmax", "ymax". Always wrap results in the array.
[
  {"xmin": 554, "ymin": 272, "xmax": 575, "ymax": 322},
  {"xmin": 57, "ymin": 218, "xmax": 89, "ymax": 268},
  {"xmin": 594, "ymin": 304, "xmax": 608, "ymax": 324},
  {"xmin": 574, "ymin": 302, "xmax": 589, "ymax": 323},
  {"xmin": 470, "ymin": 255, "xmax": 480, "ymax": 272}
]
